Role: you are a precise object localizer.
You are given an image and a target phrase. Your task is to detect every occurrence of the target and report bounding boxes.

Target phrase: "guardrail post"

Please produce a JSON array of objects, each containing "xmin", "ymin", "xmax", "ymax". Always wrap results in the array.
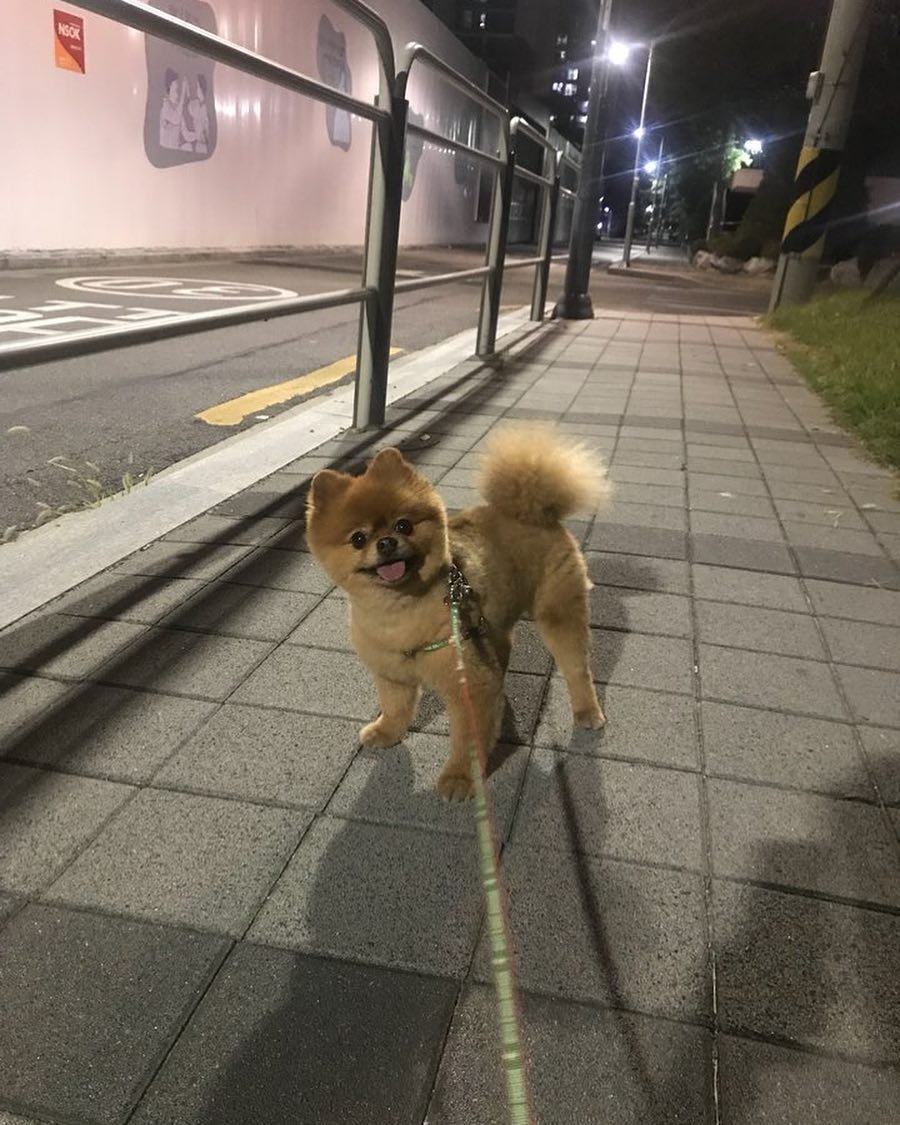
[
  {"xmin": 531, "ymin": 154, "xmax": 560, "ymax": 322},
  {"xmin": 476, "ymin": 145, "xmax": 515, "ymax": 358},
  {"xmin": 353, "ymin": 94, "xmax": 408, "ymax": 430}
]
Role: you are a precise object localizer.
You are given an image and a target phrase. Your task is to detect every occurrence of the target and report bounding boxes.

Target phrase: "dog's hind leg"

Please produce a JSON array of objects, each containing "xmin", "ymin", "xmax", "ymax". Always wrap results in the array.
[{"xmin": 533, "ymin": 560, "xmax": 605, "ymax": 729}]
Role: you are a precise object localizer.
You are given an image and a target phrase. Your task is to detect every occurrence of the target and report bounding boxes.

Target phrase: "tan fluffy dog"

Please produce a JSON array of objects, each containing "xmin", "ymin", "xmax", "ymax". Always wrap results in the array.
[{"xmin": 305, "ymin": 425, "xmax": 608, "ymax": 799}]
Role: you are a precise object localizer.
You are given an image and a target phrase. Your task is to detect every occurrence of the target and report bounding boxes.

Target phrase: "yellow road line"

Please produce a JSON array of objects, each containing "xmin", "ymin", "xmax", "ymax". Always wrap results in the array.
[{"xmin": 196, "ymin": 348, "xmax": 402, "ymax": 426}]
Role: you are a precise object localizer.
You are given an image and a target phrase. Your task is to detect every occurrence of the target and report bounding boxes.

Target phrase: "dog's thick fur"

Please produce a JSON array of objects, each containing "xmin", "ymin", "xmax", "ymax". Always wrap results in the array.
[{"xmin": 305, "ymin": 425, "xmax": 609, "ymax": 799}]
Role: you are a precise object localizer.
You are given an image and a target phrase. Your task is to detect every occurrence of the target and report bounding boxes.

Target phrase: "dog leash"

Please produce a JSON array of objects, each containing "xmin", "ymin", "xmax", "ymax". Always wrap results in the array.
[{"xmin": 447, "ymin": 567, "xmax": 534, "ymax": 1125}]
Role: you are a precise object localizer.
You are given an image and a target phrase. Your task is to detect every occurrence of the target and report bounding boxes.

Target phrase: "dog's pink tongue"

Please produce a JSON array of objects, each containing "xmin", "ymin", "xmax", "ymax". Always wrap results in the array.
[{"xmin": 376, "ymin": 560, "xmax": 407, "ymax": 582}]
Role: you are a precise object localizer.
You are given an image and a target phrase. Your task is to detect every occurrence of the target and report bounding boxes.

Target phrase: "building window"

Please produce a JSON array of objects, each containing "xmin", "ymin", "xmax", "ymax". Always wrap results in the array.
[
  {"xmin": 556, "ymin": 34, "xmax": 567, "ymax": 46},
  {"xmin": 563, "ymin": 82, "xmax": 576, "ymax": 97},
  {"xmin": 566, "ymin": 67, "xmax": 579, "ymax": 81},
  {"xmin": 551, "ymin": 80, "xmax": 564, "ymax": 93},
  {"xmin": 478, "ymin": 11, "xmax": 486, "ymax": 28}
]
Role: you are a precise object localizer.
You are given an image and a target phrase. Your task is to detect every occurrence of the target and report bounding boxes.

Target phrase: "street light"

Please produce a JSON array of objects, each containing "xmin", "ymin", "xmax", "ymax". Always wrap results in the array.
[
  {"xmin": 644, "ymin": 159, "xmax": 658, "ymax": 175},
  {"xmin": 607, "ymin": 40, "xmax": 631, "ymax": 66},
  {"xmin": 744, "ymin": 138, "xmax": 763, "ymax": 156},
  {"xmin": 621, "ymin": 40, "xmax": 655, "ymax": 266}
]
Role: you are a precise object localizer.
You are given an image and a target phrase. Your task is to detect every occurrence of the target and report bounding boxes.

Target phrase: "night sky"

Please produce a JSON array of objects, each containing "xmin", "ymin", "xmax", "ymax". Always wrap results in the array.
[{"xmin": 587, "ymin": 0, "xmax": 899, "ymax": 231}]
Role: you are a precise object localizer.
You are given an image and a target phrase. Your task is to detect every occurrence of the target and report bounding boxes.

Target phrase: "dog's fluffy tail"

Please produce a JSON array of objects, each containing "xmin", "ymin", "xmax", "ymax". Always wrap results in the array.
[{"xmin": 478, "ymin": 424, "xmax": 610, "ymax": 527}]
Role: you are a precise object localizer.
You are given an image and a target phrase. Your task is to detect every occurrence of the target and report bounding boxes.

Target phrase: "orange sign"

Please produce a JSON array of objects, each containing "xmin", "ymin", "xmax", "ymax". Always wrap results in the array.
[{"xmin": 54, "ymin": 10, "xmax": 85, "ymax": 74}]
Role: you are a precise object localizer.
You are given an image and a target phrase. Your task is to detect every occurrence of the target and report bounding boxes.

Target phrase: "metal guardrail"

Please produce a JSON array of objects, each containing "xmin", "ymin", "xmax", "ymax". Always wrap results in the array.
[{"xmin": 3, "ymin": 0, "xmax": 581, "ymax": 427}]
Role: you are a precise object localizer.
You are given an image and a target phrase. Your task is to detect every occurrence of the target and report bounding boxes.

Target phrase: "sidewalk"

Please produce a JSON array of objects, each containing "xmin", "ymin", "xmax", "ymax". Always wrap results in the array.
[{"xmin": 1, "ymin": 310, "xmax": 899, "ymax": 1124}]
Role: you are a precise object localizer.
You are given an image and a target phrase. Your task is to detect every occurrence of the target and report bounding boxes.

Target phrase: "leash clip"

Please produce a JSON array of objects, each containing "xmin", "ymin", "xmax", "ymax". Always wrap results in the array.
[{"xmin": 446, "ymin": 564, "xmax": 473, "ymax": 606}]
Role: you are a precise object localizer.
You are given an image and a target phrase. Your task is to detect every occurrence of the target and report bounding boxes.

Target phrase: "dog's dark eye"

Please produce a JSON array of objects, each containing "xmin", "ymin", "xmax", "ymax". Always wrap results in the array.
[
  {"xmin": 394, "ymin": 518, "xmax": 413, "ymax": 536},
  {"xmin": 350, "ymin": 531, "xmax": 367, "ymax": 549}
]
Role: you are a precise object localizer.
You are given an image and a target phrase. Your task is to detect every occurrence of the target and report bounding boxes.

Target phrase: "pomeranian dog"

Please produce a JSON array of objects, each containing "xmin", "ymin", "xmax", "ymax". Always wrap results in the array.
[{"xmin": 305, "ymin": 425, "xmax": 609, "ymax": 800}]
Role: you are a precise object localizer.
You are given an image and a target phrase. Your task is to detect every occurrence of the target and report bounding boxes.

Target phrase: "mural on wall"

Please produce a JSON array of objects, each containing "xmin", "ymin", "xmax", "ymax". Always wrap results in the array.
[
  {"xmin": 143, "ymin": 0, "xmax": 217, "ymax": 167},
  {"xmin": 316, "ymin": 15, "xmax": 352, "ymax": 151}
]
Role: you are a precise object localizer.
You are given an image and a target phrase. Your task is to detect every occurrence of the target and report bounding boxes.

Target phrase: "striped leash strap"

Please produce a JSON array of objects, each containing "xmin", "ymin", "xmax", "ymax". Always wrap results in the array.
[{"xmin": 448, "ymin": 597, "xmax": 534, "ymax": 1125}]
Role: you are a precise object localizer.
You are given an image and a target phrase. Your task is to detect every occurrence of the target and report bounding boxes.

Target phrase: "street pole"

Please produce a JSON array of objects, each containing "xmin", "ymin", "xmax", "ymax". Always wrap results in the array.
[
  {"xmin": 554, "ymin": 0, "xmax": 614, "ymax": 319},
  {"xmin": 622, "ymin": 42, "xmax": 654, "ymax": 267},
  {"xmin": 769, "ymin": 0, "xmax": 874, "ymax": 311}
]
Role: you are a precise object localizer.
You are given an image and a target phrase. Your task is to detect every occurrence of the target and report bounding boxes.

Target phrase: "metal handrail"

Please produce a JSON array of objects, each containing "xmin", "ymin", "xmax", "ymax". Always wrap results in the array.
[
  {"xmin": 404, "ymin": 122, "xmax": 507, "ymax": 171},
  {"xmin": 71, "ymin": 0, "xmax": 390, "ymax": 123},
  {"xmin": 1, "ymin": 3, "xmax": 583, "ymax": 429},
  {"xmin": 397, "ymin": 42, "xmax": 509, "ymax": 135}
]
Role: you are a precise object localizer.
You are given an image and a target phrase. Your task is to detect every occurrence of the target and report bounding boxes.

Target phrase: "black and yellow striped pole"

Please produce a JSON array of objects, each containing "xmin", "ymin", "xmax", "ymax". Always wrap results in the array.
[{"xmin": 769, "ymin": 0, "xmax": 874, "ymax": 311}]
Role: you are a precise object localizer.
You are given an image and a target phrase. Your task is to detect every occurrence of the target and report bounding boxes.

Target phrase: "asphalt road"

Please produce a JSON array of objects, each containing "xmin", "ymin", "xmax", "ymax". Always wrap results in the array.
[{"xmin": 0, "ymin": 246, "xmax": 769, "ymax": 534}]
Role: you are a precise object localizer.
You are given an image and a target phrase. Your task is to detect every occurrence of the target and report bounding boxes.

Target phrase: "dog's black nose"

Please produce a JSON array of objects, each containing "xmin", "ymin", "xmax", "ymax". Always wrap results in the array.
[{"xmin": 376, "ymin": 536, "xmax": 398, "ymax": 556}]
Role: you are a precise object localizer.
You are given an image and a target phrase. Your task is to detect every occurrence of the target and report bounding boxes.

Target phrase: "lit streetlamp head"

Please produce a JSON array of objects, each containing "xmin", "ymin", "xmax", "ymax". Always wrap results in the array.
[
  {"xmin": 644, "ymin": 159, "xmax": 658, "ymax": 174},
  {"xmin": 633, "ymin": 125, "xmax": 646, "ymax": 140},
  {"xmin": 608, "ymin": 40, "xmax": 631, "ymax": 66},
  {"xmin": 744, "ymin": 138, "xmax": 764, "ymax": 156}
]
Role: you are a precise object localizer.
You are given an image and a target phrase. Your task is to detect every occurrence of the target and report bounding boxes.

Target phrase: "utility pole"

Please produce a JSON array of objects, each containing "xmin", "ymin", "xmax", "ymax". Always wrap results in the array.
[
  {"xmin": 554, "ymin": 0, "xmax": 614, "ymax": 319},
  {"xmin": 622, "ymin": 42, "xmax": 654, "ymax": 266},
  {"xmin": 769, "ymin": 0, "xmax": 875, "ymax": 311}
]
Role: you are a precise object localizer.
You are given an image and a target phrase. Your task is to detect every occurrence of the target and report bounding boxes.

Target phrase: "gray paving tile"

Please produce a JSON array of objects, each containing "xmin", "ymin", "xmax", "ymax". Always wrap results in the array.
[
  {"xmin": 156, "ymin": 705, "xmax": 360, "ymax": 809},
  {"xmin": 1, "ymin": 682, "xmax": 216, "ymax": 783},
  {"xmin": 607, "ymin": 464, "xmax": 680, "ymax": 487},
  {"xmin": 586, "ymin": 551, "xmax": 691, "ymax": 594},
  {"xmin": 689, "ymin": 457, "xmax": 762, "ymax": 479},
  {"xmin": 0, "ymin": 613, "xmax": 146, "ymax": 679},
  {"xmin": 591, "ymin": 630, "xmax": 695, "ymax": 695},
  {"xmin": 604, "ymin": 481, "xmax": 685, "ymax": 508},
  {"xmin": 717, "ymin": 1035, "xmax": 900, "ymax": 1125},
  {"xmin": 535, "ymin": 679, "xmax": 698, "ymax": 770},
  {"xmin": 686, "ymin": 471, "xmax": 769, "ymax": 498},
  {"xmin": 695, "ymin": 602, "xmax": 825, "ymax": 659},
  {"xmin": 162, "ymin": 513, "xmax": 292, "ymax": 545},
  {"xmin": 708, "ymin": 778, "xmax": 900, "ymax": 905},
  {"xmin": 712, "ymin": 881, "xmax": 900, "ymax": 1063},
  {"xmin": 0, "ymin": 903, "xmax": 226, "ymax": 1125},
  {"xmin": 327, "ymin": 735, "xmax": 527, "ymax": 838},
  {"xmin": 0, "ymin": 892, "xmax": 21, "ymax": 925},
  {"xmin": 234, "ymin": 646, "xmax": 373, "ymax": 717},
  {"xmin": 509, "ymin": 620, "xmax": 554, "ymax": 674},
  {"xmin": 765, "ymin": 478, "xmax": 854, "ymax": 504},
  {"xmin": 471, "ymin": 843, "xmax": 709, "ymax": 1020},
  {"xmin": 102, "ymin": 628, "xmax": 273, "ymax": 700},
  {"xmin": 211, "ymin": 487, "xmax": 308, "ymax": 520},
  {"xmin": 701, "ymin": 702, "xmax": 870, "ymax": 798},
  {"xmin": 794, "ymin": 547, "xmax": 900, "ymax": 589},
  {"xmin": 857, "ymin": 726, "xmax": 900, "ymax": 805},
  {"xmin": 835, "ymin": 665, "xmax": 900, "ymax": 727},
  {"xmin": 773, "ymin": 497, "xmax": 866, "ymax": 529},
  {"xmin": 820, "ymin": 618, "xmax": 900, "ymax": 672},
  {"xmin": 761, "ymin": 463, "xmax": 840, "ymax": 487},
  {"xmin": 590, "ymin": 586, "xmax": 692, "ymax": 636},
  {"xmin": 46, "ymin": 789, "xmax": 308, "ymax": 936},
  {"xmin": 0, "ymin": 672, "xmax": 71, "ymax": 750},
  {"xmin": 587, "ymin": 522, "xmax": 688, "ymax": 559},
  {"xmin": 782, "ymin": 521, "xmax": 884, "ymax": 556},
  {"xmin": 158, "ymin": 582, "xmax": 319, "ymax": 642},
  {"xmin": 692, "ymin": 565, "xmax": 808, "ymax": 611},
  {"xmin": 512, "ymin": 749, "xmax": 702, "ymax": 870},
  {"xmin": 600, "ymin": 503, "xmax": 687, "ymax": 531},
  {"xmin": 283, "ymin": 594, "xmax": 350, "ymax": 650},
  {"xmin": 699, "ymin": 645, "xmax": 847, "ymax": 719},
  {"xmin": 248, "ymin": 817, "xmax": 482, "ymax": 977},
  {"xmin": 689, "ymin": 489, "xmax": 776, "ymax": 518},
  {"xmin": 221, "ymin": 545, "xmax": 332, "ymax": 593},
  {"xmin": 114, "ymin": 540, "xmax": 252, "ymax": 580},
  {"xmin": 689, "ymin": 511, "xmax": 785, "ymax": 543},
  {"xmin": 690, "ymin": 535, "xmax": 797, "ymax": 574},
  {"xmin": 428, "ymin": 984, "xmax": 714, "ymax": 1125},
  {"xmin": 129, "ymin": 943, "xmax": 456, "ymax": 1125},
  {"xmin": 0, "ymin": 764, "xmax": 133, "ymax": 894},
  {"xmin": 54, "ymin": 572, "xmax": 207, "ymax": 624},
  {"xmin": 612, "ymin": 451, "xmax": 686, "ymax": 471}
]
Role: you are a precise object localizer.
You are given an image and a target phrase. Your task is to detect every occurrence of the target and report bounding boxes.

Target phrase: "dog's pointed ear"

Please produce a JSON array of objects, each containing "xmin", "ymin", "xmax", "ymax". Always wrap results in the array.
[
  {"xmin": 367, "ymin": 447, "xmax": 415, "ymax": 481},
  {"xmin": 308, "ymin": 469, "xmax": 351, "ymax": 512}
]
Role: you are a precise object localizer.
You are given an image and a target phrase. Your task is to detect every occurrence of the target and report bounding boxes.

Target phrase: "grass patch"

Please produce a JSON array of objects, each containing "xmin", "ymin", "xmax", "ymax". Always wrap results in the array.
[{"xmin": 768, "ymin": 290, "xmax": 900, "ymax": 472}]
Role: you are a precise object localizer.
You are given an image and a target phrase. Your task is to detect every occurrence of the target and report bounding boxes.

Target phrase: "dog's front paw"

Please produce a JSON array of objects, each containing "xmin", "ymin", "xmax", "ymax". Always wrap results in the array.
[
  {"xmin": 437, "ymin": 767, "xmax": 473, "ymax": 801},
  {"xmin": 574, "ymin": 704, "xmax": 606, "ymax": 729},
  {"xmin": 359, "ymin": 719, "xmax": 404, "ymax": 748}
]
